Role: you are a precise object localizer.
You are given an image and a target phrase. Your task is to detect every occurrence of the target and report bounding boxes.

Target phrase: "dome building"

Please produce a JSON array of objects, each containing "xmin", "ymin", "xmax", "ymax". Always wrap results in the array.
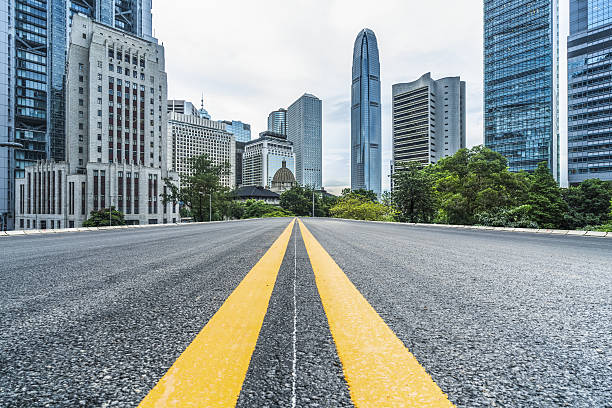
[{"xmin": 270, "ymin": 160, "xmax": 297, "ymax": 194}]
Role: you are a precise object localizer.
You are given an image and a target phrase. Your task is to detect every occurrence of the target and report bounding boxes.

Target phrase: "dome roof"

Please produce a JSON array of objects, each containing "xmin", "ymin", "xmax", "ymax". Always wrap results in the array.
[{"xmin": 272, "ymin": 161, "xmax": 296, "ymax": 184}]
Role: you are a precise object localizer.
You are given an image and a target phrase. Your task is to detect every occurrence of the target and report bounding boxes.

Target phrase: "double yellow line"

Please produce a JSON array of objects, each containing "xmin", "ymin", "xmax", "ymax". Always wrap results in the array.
[{"xmin": 139, "ymin": 219, "xmax": 454, "ymax": 408}]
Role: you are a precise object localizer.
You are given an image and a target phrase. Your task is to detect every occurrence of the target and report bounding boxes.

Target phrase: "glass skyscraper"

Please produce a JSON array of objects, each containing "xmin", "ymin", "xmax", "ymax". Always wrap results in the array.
[
  {"xmin": 351, "ymin": 28, "xmax": 381, "ymax": 196},
  {"xmin": 484, "ymin": 0, "xmax": 559, "ymax": 181},
  {"xmin": 568, "ymin": 0, "xmax": 612, "ymax": 184},
  {"xmin": 0, "ymin": 0, "xmax": 153, "ymax": 229},
  {"xmin": 287, "ymin": 93, "xmax": 322, "ymax": 189},
  {"xmin": 267, "ymin": 108, "xmax": 287, "ymax": 136},
  {"xmin": 222, "ymin": 120, "xmax": 252, "ymax": 143}
]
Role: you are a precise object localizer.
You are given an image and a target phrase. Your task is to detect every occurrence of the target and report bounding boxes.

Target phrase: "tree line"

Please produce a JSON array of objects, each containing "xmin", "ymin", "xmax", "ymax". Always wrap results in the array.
[
  {"xmin": 388, "ymin": 146, "xmax": 612, "ymax": 231},
  {"xmin": 82, "ymin": 149, "xmax": 612, "ymax": 231}
]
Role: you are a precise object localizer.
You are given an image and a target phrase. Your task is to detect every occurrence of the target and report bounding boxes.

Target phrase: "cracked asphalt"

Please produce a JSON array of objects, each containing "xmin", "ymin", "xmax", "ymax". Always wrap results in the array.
[{"xmin": 1, "ymin": 217, "xmax": 611, "ymax": 407}]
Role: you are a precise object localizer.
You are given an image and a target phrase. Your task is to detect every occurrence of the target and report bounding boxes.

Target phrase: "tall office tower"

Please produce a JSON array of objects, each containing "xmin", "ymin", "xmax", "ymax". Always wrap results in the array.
[
  {"xmin": 484, "ymin": 0, "xmax": 559, "ymax": 181},
  {"xmin": 242, "ymin": 131, "xmax": 295, "ymax": 188},
  {"xmin": 351, "ymin": 28, "xmax": 381, "ymax": 196},
  {"xmin": 69, "ymin": 0, "xmax": 153, "ymax": 40},
  {"xmin": 267, "ymin": 108, "xmax": 287, "ymax": 136},
  {"xmin": 568, "ymin": 0, "xmax": 612, "ymax": 184},
  {"xmin": 391, "ymin": 73, "xmax": 466, "ymax": 175},
  {"xmin": 168, "ymin": 100, "xmax": 199, "ymax": 116},
  {"xmin": 1, "ymin": 0, "xmax": 154, "ymax": 229},
  {"xmin": 0, "ymin": 0, "xmax": 12, "ymax": 231},
  {"xmin": 287, "ymin": 93, "xmax": 322, "ymax": 188},
  {"xmin": 168, "ymin": 112, "xmax": 236, "ymax": 189},
  {"xmin": 235, "ymin": 141, "xmax": 246, "ymax": 187},
  {"xmin": 220, "ymin": 120, "xmax": 251, "ymax": 143},
  {"xmin": 14, "ymin": 15, "xmax": 178, "ymax": 229}
]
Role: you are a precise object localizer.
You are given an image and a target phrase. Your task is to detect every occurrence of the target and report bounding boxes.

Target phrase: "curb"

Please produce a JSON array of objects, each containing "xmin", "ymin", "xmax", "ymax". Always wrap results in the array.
[
  {"xmin": 329, "ymin": 218, "xmax": 610, "ymax": 239},
  {"xmin": 0, "ymin": 217, "xmax": 269, "ymax": 237}
]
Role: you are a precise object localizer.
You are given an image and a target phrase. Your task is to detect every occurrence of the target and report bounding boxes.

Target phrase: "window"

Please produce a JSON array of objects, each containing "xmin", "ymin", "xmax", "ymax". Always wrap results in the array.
[
  {"xmin": 97, "ymin": 110, "xmax": 102, "ymax": 116},
  {"xmin": 79, "ymin": 146, "xmax": 83, "ymax": 153},
  {"xmin": 78, "ymin": 63, "xmax": 84, "ymax": 71},
  {"xmin": 117, "ymin": 66, "xmax": 122, "ymax": 74},
  {"xmin": 140, "ymin": 73, "xmax": 145, "ymax": 80},
  {"xmin": 79, "ymin": 123, "xmax": 83, "ymax": 130},
  {"xmin": 97, "ymin": 61, "xmax": 102, "ymax": 68},
  {"xmin": 79, "ymin": 75, "xmax": 83, "ymax": 82},
  {"xmin": 79, "ymin": 99, "xmax": 83, "ymax": 106},
  {"xmin": 82, "ymin": 33, "xmax": 86, "ymax": 39},
  {"xmin": 97, "ymin": 73, "xmax": 102, "ymax": 80},
  {"xmin": 97, "ymin": 85, "xmax": 102, "ymax": 92},
  {"xmin": 97, "ymin": 98, "xmax": 102, "ymax": 104},
  {"xmin": 109, "ymin": 63, "xmax": 114, "ymax": 71},
  {"xmin": 79, "ymin": 87, "xmax": 84, "ymax": 94},
  {"xmin": 79, "ymin": 134, "xmax": 84, "ymax": 142}
]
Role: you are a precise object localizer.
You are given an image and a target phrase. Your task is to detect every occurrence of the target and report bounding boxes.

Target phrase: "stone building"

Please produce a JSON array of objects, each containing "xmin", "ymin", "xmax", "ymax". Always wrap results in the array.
[
  {"xmin": 14, "ymin": 15, "xmax": 179, "ymax": 229},
  {"xmin": 242, "ymin": 131, "xmax": 295, "ymax": 188},
  {"xmin": 270, "ymin": 161, "xmax": 297, "ymax": 194}
]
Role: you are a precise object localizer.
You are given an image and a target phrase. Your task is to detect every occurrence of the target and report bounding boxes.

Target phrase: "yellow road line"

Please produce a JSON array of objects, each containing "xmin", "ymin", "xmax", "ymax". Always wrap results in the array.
[
  {"xmin": 139, "ymin": 219, "xmax": 295, "ymax": 408},
  {"xmin": 298, "ymin": 219, "xmax": 454, "ymax": 408}
]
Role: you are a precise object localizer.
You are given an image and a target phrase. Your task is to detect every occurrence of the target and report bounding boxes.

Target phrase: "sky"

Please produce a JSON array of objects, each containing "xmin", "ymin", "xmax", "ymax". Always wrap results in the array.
[{"xmin": 153, "ymin": 0, "xmax": 570, "ymax": 193}]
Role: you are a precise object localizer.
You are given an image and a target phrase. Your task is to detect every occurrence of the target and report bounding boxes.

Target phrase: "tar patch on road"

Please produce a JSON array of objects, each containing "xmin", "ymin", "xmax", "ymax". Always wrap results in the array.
[{"xmin": 237, "ymin": 223, "xmax": 353, "ymax": 407}]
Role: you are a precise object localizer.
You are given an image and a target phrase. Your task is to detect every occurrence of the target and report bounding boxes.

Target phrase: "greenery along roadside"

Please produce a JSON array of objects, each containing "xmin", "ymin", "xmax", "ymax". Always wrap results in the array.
[{"xmin": 388, "ymin": 146, "xmax": 612, "ymax": 230}]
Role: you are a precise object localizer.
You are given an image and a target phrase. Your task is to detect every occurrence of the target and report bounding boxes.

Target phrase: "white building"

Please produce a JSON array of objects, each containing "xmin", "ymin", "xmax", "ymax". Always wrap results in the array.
[
  {"xmin": 242, "ymin": 131, "xmax": 295, "ymax": 188},
  {"xmin": 168, "ymin": 112, "xmax": 235, "ymax": 189},
  {"xmin": 14, "ymin": 15, "xmax": 179, "ymax": 229}
]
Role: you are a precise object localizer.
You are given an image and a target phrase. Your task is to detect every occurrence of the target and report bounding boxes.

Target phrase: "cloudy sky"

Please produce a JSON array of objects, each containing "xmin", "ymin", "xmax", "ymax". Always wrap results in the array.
[{"xmin": 154, "ymin": 1, "xmax": 570, "ymax": 193}]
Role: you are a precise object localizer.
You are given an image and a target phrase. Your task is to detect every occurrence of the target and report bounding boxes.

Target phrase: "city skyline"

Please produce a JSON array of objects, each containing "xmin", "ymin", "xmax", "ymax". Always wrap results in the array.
[{"xmin": 152, "ymin": 1, "xmax": 571, "ymax": 193}]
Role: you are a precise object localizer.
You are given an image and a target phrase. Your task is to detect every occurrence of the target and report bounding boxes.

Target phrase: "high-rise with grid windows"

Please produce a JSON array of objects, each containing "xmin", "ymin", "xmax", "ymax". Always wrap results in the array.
[
  {"xmin": 484, "ymin": 0, "xmax": 559, "ymax": 181},
  {"xmin": 1, "ymin": 0, "xmax": 154, "ymax": 230},
  {"xmin": 568, "ymin": 0, "xmax": 612, "ymax": 184}
]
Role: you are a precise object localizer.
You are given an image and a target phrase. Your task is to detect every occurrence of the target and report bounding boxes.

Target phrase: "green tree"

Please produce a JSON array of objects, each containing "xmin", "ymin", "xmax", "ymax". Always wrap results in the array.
[
  {"xmin": 280, "ymin": 186, "xmax": 312, "ymax": 216},
  {"xmin": 330, "ymin": 197, "xmax": 394, "ymax": 221},
  {"xmin": 162, "ymin": 154, "xmax": 231, "ymax": 222},
  {"xmin": 279, "ymin": 186, "xmax": 334, "ymax": 216},
  {"xmin": 340, "ymin": 188, "xmax": 378, "ymax": 203},
  {"xmin": 526, "ymin": 162, "xmax": 568, "ymax": 229},
  {"xmin": 433, "ymin": 146, "xmax": 529, "ymax": 224},
  {"xmin": 82, "ymin": 207, "xmax": 126, "ymax": 227},
  {"xmin": 242, "ymin": 200, "xmax": 293, "ymax": 218},
  {"xmin": 562, "ymin": 179, "xmax": 612, "ymax": 229},
  {"xmin": 391, "ymin": 161, "xmax": 437, "ymax": 222}
]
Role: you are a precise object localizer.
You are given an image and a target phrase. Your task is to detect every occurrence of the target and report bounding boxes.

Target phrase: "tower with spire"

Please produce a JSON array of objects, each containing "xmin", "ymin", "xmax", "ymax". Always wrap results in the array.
[{"xmin": 198, "ymin": 93, "xmax": 211, "ymax": 120}]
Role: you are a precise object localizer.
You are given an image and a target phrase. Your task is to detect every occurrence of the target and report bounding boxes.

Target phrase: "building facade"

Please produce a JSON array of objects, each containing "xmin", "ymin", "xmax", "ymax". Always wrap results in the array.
[
  {"xmin": 568, "ymin": 0, "xmax": 612, "ymax": 184},
  {"xmin": 484, "ymin": 0, "xmax": 559, "ymax": 181},
  {"xmin": 168, "ymin": 112, "xmax": 236, "ymax": 189},
  {"xmin": 287, "ymin": 93, "xmax": 322, "ymax": 189},
  {"xmin": 267, "ymin": 108, "xmax": 287, "ymax": 136},
  {"xmin": 392, "ymin": 73, "xmax": 466, "ymax": 174},
  {"xmin": 242, "ymin": 131, "xmax": 295, "ymax": 188},
  {"xmin": 168, "ymin": 100, "xmax": 199, "ymax": 116},
  {"xmin": 351, "ymin": 28, "xmax": 381, "ymax": 196},
  {"xmin": 235, "ymin": 141, "xmax": 246, "ymax": 187},
  {"xmin": 221, "ymin": 120, "xmax": 251, "ymax": 143},
  {"xmin": 1, "ymin": 0, "xmax": 154, "ymax": 229},
  {"xmin": 14, "ymin": 15, "xmax": 178, "ymax": 229}
]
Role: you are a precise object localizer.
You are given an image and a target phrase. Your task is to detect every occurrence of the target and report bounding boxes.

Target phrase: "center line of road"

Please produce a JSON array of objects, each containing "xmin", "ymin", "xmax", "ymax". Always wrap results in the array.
[
  {"xmin": 298, "ymin": 219, "xmax": 455, "ymax": 408},
  {"xmin": 291, "ymin": 224, "xmax": 298, "ymax": 408},
  {"xmin": 138, "ymin": 219, "xmax": 295, "ymax": 408}
]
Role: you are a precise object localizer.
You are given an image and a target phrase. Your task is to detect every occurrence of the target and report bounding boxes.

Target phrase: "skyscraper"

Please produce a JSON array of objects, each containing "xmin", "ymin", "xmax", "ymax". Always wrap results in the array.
[
  {"xmin": 1, "ymin": 0, "xmax": 154, "ymax": 229},
  {"xmin": 392, "ymin": 73, "xmax": 466, "ymax": 173},
  {"xmin": 267, "ymin": 108, "xmax": 287, "ymax": 136},
  {"xmin": 221, "ymin": 120, "xmax": 251, "ymax": 143},
  {"xmin": 15, "ymin": 14, "xmax": 178, "ymax": 229},
  {"xmin": 484, "ymin": 0, "xmax": 559, "ymax": 181},
  {"xmin": 287, "ymin": 93, "xmax": 322, "ymax": 189},
  {"xmin": 351, "ymin": 28, "xmax": 381, "ymax": 196},
  {"xmin": 568, "ymin": 0, "xmax": 612, "ymax": 184}
]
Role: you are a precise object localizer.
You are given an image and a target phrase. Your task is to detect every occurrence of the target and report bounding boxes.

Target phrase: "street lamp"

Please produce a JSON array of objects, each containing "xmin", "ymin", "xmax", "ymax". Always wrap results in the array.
[{"xmin": 0, "ymin": 142, "xmax": 24, "ymax": 231}]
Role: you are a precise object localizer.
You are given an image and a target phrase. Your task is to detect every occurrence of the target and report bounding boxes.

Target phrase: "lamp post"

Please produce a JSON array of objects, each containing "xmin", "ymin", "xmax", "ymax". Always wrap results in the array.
[{"xmin": 0, "ymin": 142, "xmax": 24, "ymax": 231}]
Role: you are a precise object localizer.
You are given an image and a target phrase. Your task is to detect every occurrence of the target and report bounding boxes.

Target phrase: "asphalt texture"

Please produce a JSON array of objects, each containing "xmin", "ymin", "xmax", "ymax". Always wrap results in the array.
[
  {"xmin": 1, "ymin": 217, "xmax": 611, "ymax": 407},
  {"xmin": 300, "ymin": 218, "xmax": 612, "ymax": 408}
]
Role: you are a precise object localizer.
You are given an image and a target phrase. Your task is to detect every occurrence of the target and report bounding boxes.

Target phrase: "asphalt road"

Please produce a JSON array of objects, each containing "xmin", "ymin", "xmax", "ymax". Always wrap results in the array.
[{"xmin": 1, "ymin": 218, "xmax": 610, "ymax": 407}]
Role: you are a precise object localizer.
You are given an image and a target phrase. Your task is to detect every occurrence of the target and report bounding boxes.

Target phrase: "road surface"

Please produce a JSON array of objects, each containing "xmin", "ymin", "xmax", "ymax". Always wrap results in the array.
[{"xmin": 1, "ymin": 218, "xmax": 610, "ymax": 407}]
